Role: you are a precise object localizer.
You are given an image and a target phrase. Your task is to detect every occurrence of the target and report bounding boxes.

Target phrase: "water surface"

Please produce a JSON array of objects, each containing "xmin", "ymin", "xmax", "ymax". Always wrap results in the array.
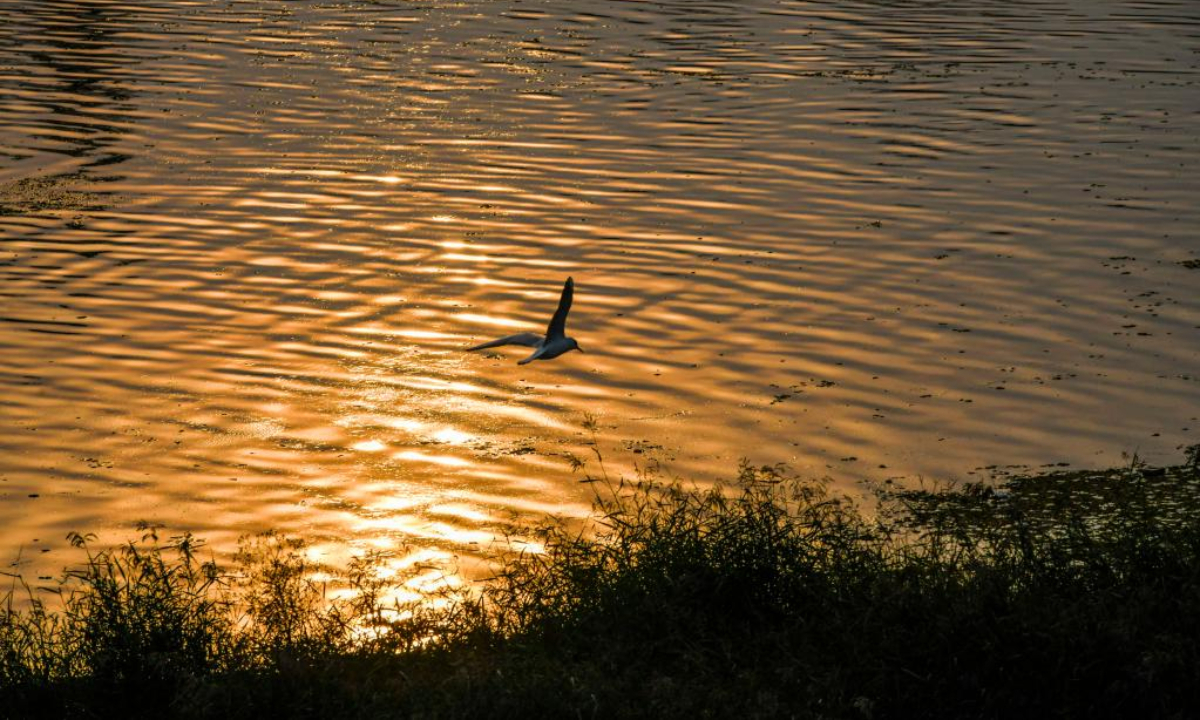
[{"xmin": 2, "ymin": 0, "xmax": 1198, "ymax": 583}]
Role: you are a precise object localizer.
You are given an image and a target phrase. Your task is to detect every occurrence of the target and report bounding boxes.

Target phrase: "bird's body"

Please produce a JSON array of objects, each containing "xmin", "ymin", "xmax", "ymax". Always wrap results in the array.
[{"xmin": 467, "ymin": 277, "xmax": 583, "ymax": 365}]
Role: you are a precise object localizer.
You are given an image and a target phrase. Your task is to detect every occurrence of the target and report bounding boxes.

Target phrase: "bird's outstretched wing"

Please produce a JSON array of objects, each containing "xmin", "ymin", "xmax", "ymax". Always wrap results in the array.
[
  {"xmin": 517, "ymin": 347, "xmax": 545, "ymax": 366},
  {"xmin": 466, "ymin": 332, "xmax": 543, "ymax": 351},
  {"xmin": 545, "ymin": 277, "xmax": 574, "ymax": 341}
]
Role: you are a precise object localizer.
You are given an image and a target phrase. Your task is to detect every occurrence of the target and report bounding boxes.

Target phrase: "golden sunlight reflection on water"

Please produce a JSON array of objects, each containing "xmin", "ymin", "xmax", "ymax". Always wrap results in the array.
[{"xmin": 1, "ymin": 0, "xmax": 1198, "ymax": 590}]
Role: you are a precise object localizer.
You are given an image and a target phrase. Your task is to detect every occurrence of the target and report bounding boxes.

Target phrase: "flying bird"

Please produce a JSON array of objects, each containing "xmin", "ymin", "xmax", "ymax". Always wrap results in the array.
[{"xmin": 467, "ymin": 277, "xmax": 583, "ymax": 365}]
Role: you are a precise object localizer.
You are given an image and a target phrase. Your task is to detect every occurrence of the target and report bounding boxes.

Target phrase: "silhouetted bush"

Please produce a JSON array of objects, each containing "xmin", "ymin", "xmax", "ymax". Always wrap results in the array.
[{"xmin": 3, "ymin": 447, "xmax": 1199, "ymax": 719}]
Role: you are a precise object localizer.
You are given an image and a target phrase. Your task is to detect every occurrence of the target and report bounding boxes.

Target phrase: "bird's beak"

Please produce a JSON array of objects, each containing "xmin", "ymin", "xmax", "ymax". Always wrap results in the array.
[{"xmin": 576, "ymin": 345, "xmax": 585, "ymax": 353}]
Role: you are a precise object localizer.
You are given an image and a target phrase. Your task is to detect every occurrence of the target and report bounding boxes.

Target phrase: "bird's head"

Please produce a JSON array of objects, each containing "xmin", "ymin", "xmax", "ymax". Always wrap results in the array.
[{"xmin": 569, "ymin": 338, "xmax": 583, "ymax": 353}]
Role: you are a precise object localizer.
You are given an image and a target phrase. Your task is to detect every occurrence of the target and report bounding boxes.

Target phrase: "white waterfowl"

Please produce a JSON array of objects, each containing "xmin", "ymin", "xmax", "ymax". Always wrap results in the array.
[{"xmin": 467, "ymin": 277, "xmax": 583, "ymax": 365}]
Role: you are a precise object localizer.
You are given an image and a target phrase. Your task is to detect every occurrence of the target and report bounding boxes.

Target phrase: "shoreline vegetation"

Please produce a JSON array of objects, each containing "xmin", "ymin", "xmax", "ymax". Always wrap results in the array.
[{"xmin": 3, "ymin": 447, "xmax": 1199, "ymax": 719}]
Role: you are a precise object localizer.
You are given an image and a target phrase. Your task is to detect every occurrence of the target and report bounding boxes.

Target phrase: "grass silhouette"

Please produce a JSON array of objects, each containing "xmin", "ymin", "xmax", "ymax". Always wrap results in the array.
[{"xmin": 3, "ymin": 445, "xmax": 1199, "ymax": 719}]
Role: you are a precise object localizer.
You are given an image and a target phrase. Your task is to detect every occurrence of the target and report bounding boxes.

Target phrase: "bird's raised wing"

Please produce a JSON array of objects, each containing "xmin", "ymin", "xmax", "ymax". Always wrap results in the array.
[
  {"xmin": 467, "ymin": 332, "xmax": 544, "ymax": 351},
  {"xmin": 545, "ymin": 277, "xmax": 574, "ymax": 341}
]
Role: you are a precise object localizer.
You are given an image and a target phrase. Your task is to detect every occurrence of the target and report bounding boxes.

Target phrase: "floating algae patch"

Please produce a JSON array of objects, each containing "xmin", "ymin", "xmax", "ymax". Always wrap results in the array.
[
  {"xmin": 0, "ymin": 174, "xmax": 109, "ymax": 216},
  {"xmin": 882, "ymin": 444, "xmax": 1200, "ymax": 542}
]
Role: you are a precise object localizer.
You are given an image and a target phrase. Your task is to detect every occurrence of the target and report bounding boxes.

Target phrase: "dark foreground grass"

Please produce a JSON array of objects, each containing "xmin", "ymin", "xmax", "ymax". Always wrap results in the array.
[{"xmin": 3, "ymin": 447, "xmax": 1200, "ymax": 719}]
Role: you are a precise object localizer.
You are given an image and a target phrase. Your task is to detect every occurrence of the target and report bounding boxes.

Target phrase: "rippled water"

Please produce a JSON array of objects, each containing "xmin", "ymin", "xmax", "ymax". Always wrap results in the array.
[{"xmin": 2, "ymin": 0, "xmax": 1198, "ymax": 583}]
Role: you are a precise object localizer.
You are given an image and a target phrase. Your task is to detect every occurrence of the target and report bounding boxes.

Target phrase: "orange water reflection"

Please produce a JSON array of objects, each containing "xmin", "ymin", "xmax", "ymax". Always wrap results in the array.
[{"xmin": 1, "ymin": 0, "xmax": 1198, "ymax": 589}]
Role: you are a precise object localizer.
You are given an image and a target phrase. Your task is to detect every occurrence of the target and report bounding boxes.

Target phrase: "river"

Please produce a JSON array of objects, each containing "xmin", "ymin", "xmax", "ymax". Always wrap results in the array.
[{"xmin": 2, "ymin": 0, "xmax": 1197, "ymax": 585}]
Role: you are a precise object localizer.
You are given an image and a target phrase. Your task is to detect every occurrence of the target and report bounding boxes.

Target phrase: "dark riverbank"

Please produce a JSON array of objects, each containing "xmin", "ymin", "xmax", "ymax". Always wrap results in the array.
[{"xmin": 4, "ymin": 448, "xmax": 1199, "ymax": 719}]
